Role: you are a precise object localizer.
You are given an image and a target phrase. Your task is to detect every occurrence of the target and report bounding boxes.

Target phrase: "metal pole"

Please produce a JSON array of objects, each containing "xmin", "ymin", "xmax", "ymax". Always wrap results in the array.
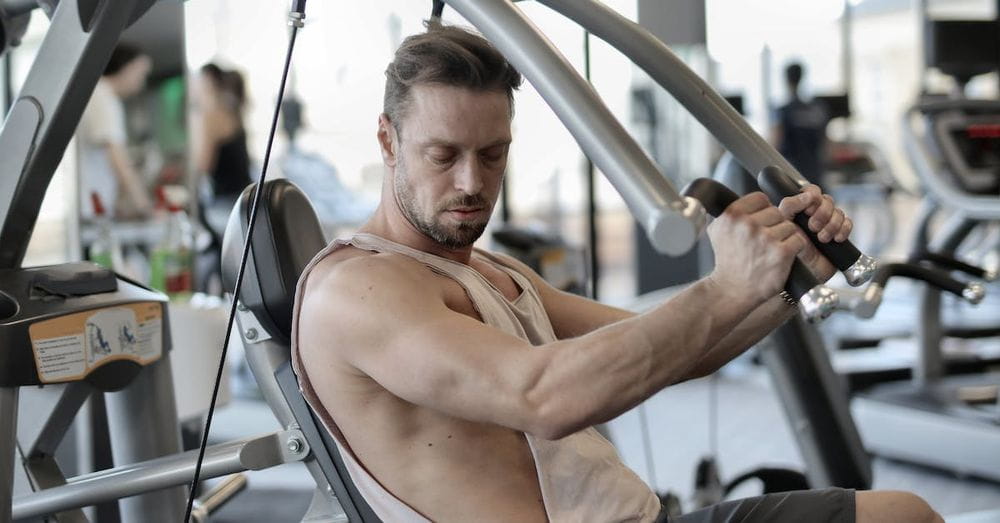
[
  {"xmin": 104, "ymin": 358, "xmax": 185, "ymax": 522},
  {"xmin": 917, "ymin": 0, "xmax": 929, "ymax": 93},
  {"xmin": 2, "ymin": 53, "xmax": 12, "ymax": 115},
  {"xmin": 444, "ymin": 0, "xmax": 702, "ymax": 257},
  {"xmin": 12, "ymin": 431, "xmax": 300, "ymax": 520},
  {"xmin": 583, "ymin": 30, "xmax": 599, "ymax": 300},
  {"xmin": 0, "ymin": 387, "xmax": 18, "ymax": 523},
  {"xmin": 537, "ymin": 0, "xmax": 807, "ymax": 186},
  {"xmin": 842, "ymin": 0, "xmax": 854, "ymax": 140}
]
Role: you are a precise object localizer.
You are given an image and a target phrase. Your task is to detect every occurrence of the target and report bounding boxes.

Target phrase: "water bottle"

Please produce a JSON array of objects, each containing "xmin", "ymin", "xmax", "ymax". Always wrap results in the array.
[
  {"xmin": 149, "ymin": 191, "xmax": 193, "ymax": 298},
  {"xmin": 88, "ymin": 192, "xmax": 124, "ymax": 271}
]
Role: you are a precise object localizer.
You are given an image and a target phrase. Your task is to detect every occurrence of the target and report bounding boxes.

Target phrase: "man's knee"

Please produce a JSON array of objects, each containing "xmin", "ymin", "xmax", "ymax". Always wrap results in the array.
[{"xmin": 856, "ymin": 490, "xmax": 943, "ymax": 523}]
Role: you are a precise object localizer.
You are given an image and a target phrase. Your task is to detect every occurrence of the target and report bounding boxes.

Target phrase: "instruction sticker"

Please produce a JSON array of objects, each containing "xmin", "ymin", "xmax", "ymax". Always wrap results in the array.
[{"xmin": 29, "ymin": 302, "xmax": 163, "ymax": 383}]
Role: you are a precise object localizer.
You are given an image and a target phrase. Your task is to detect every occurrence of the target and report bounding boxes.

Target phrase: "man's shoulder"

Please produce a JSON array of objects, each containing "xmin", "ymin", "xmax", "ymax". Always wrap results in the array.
[{"xmin": 304, "ymin": 245, "xmax": 434, "ymax": 304}]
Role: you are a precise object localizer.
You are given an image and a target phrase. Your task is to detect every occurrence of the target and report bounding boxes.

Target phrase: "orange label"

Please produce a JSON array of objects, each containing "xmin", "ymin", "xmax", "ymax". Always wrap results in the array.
[{"xmin": 28, "ymin": 302, "xmax": 163, "ymax": 384}]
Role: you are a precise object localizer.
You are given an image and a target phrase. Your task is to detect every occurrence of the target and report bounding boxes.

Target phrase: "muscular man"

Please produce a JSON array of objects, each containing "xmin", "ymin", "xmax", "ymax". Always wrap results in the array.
[{"xmin": 293, "ymin": 24, "xmax": 941, "ymax": 523}]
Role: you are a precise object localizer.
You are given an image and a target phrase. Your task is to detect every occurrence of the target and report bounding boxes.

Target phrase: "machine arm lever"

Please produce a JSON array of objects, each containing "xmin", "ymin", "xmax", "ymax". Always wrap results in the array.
[
  {"xmin": 681, "ymin": 178, "xmax": 838, "ymax": 322},
  {"xmin": 847, "ymin": 262, "xmax": 984, "ymax": 319},
  {"xmin": 757, "ymin": 166, "xmax": 877, "ymax": 287},
  {"xmin": 909, "ymin": 250, "xmax": 997, "ymax": 281}
]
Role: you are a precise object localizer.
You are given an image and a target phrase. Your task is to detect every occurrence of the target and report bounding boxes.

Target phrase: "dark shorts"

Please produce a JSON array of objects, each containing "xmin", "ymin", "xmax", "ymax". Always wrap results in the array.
[{"xmin": 655, "ymin": 487, "xmax": 855, "ymax": 523}]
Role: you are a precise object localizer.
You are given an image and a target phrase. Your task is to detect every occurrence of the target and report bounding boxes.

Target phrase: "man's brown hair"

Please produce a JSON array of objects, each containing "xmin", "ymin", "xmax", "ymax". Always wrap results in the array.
[{"xmin": 383, "ymin": 22, "xmax": 522, "ymax": 133}]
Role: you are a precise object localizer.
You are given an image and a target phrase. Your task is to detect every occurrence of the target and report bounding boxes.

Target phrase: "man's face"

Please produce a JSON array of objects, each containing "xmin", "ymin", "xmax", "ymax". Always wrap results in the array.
[{"xmin": 388, "ymin": 84, "xmax": 511, "ymax": 249}]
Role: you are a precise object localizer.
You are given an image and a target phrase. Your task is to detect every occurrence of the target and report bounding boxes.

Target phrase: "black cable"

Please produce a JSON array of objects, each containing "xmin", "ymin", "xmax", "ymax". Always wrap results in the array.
[
  {"xmin": 183, "ymin": 5, "xmax": 304, "ymax": 521},
  {"xmin": 583, "ymin": 30, "xmax": 599, "ymax": 300},
  {"xmin": 431, "ymin": 0, "xmax": 445, "ymax": 20}
]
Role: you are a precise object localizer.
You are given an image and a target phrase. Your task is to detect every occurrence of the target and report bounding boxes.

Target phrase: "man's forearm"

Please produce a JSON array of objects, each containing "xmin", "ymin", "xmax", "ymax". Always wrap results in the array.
[
  {"xmin": 531, "ymin": 278, "xmax": 760, "ymax": 437},
  {"xmin": 682, "ymin": 293, "xmax": 797, "ymax": 380}
]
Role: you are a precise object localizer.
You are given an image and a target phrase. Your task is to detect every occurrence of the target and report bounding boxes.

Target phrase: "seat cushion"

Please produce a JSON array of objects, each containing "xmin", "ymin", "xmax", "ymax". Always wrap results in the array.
[{"xmin": 221, "ymin": 179, "xmax": 326, "ymax": 342}]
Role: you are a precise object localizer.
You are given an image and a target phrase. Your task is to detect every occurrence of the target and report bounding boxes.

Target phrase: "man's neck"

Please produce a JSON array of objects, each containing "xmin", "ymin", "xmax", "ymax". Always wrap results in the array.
[{"xmin": 360, "ymin": 205, "xmax": 476, "ymax": 265}]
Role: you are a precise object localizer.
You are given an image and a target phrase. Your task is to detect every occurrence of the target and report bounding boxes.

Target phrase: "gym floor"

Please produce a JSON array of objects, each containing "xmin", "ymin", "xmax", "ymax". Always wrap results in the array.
[{"xmin": 209, "ymin": 356, "xmax": 1000, "ymax": 522}]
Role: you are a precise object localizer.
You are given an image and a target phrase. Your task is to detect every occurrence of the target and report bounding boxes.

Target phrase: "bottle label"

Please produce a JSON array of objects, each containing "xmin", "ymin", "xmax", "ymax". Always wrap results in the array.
[{"xmin": 150, "ymin": 248, "xmax": 193, "ymax": 297}]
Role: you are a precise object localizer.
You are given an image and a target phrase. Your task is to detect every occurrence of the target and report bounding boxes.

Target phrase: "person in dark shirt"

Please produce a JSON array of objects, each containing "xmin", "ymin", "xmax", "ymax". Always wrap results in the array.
[
  {"xmin": 192, "ymin": 63, "xmax": 251, "ymax": 203},
  {"xmin": 772, "ymin": 62, "xmax": 829, "ymax": 187}
]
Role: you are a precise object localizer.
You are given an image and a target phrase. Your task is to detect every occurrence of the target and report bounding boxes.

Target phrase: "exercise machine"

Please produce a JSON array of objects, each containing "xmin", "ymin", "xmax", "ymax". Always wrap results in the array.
[
  {"xmin": 0, "ymin": 0, "xmax": 876, "ymax": 521},
  {"xmin": 850, "ymin": 18, "xmax": 1000, "ymax": 482}
]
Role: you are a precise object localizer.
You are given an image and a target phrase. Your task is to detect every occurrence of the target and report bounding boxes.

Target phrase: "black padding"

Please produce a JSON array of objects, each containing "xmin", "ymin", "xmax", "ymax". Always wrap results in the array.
[{"xmin": 220, "ymin": 179, "xmax": 326, "ymax": 342}]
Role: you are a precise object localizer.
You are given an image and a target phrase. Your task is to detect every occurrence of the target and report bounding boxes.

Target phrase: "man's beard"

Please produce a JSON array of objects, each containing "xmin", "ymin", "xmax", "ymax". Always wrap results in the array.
[{"xmin": 394, "ymin": 163, "xmax": 491, "ymax": 249}]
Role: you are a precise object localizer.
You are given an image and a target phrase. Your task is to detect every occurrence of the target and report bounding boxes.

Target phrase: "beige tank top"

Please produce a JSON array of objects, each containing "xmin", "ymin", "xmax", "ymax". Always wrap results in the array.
[{"xmin": 290, "ymin": 233, "xmax": 661, "ymax": 522}]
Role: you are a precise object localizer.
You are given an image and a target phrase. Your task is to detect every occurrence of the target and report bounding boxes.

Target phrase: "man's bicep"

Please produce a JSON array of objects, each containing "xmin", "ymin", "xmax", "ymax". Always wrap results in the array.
[
  {"xmin": 488, "ymin": 252, "xmax": 634, "ymax": 338},
  {"xmin": 301, "ymin": 264, "xmax": 543, "ymax": 430}
]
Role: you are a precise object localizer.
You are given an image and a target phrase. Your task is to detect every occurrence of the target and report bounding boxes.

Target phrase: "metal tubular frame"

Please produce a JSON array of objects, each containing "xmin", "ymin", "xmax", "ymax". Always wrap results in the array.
[
  {"xmin": 0, "ymin": 387, "xmax": 17, "ymax": 522},
  {"xmin": 0, "ymin": 0, "xmax": 151, "ymax": 268},
  {"xmin": 537, "ymin": 0, "xmax": 807, "ymax": 186},
  {"xmin": 104, "ymin": 358, "xmax": 185, "ymax": 522},
  {"xmin": 444, "ymin": 0, "xmax": 704, "ymax": 257},
  {"xmin": 12, "ymin": 429, "xmax": 308, "ymax": 520}
]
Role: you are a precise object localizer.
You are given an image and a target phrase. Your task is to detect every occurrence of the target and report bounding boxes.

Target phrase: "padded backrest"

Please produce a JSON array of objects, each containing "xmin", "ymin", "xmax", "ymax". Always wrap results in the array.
[{"xmin": 221, "ymin": 179, "xmax": 326, "ymax": 342}]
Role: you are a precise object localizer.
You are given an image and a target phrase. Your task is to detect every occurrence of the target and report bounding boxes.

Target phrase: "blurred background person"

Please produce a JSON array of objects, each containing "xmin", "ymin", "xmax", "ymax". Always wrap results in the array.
[
  {"xmin": 771, "ymin": 62, "xmax": 829, "ymax": 188},
  {"xmin": 77, "ymin": 43, "xmax": 153, "ymax": 221},
  {"xmin": 191, "ymin": 63, "xmax": 251, "ymax": 213},
  {"xmin": 191, "ymin": 63, "xmax": 252, "ymax": 293}
]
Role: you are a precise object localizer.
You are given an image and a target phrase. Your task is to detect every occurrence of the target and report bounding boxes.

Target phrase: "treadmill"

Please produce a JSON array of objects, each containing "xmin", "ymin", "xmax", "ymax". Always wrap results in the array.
[{"xmin": 851, "ymin": 19, "xmax": 1000, "ymax": 482}]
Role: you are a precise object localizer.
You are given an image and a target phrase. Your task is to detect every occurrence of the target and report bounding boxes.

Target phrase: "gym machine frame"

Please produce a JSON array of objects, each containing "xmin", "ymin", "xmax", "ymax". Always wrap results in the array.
[{"xmin": 0, "ymin": 0, "xmax": 875, "ymax": 521}]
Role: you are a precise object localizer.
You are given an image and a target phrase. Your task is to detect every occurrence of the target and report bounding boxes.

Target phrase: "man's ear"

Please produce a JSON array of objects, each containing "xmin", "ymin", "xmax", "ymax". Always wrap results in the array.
[{"xmin": 377, "ymin": 114, "xmax": 397, "ymax": 168}]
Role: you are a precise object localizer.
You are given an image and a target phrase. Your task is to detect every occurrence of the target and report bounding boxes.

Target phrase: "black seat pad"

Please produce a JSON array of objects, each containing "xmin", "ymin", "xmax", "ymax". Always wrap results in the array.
[{"xmin": 221, "ymin": 179, "xmax": 326, "ymax": 342}]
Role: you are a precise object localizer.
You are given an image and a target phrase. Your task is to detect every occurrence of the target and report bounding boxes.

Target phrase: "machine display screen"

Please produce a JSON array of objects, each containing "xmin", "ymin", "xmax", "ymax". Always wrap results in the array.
[{"xmin": 949, "ymin": 124, "xmax": 1000, "ymax": 169}]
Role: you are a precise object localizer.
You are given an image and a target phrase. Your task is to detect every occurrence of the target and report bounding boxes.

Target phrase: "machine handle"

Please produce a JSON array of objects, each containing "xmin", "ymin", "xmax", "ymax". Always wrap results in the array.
[
  {"xmin": 851, "ymin": 262, "xmax": 984, "ymax": 319},
  {"xmin": 681, "ymin": 178, "xmax": 838, "ymax": 321},
  {"xmin": 909, "ymin": 250, "xmax": 997, "ymax": 281},
  {"xmin": 874, "ymin": 263, "xmax": 984, "ymax": 304},
  {"xmin": 757, "ymin": 166, "xmax": 877, "ymax": 286}
]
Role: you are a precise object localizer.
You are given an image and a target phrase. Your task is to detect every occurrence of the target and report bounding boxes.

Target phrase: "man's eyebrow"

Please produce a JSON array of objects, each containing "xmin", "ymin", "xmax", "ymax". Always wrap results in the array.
[{"xmin": 417, "ymin": 139, "xmax": 512, "ymax": 149}]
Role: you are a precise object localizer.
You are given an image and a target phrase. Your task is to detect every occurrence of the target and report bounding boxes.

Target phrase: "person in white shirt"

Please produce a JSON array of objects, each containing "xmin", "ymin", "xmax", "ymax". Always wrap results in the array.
[{"xmin": 77, "ymin": 43, "xmax": 153, "ymax": 220}]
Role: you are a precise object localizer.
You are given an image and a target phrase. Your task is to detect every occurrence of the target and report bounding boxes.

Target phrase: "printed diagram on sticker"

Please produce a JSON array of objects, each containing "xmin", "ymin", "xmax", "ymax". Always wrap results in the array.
[{"xmin": 85, "ymin": 308, "xmax": 141, "ymax": 364}]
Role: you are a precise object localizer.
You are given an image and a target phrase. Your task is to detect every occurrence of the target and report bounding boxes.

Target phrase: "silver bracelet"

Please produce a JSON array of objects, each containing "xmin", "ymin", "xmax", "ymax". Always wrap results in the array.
[{"xmin": 779, "ymin": 290, "xmax": 798, "ymax": 306}]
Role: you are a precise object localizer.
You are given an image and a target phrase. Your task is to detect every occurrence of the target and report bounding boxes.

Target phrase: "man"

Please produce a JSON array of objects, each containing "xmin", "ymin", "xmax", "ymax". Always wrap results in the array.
[
  {"xmin": 78, "ymin": 43, "xmax": 153, "ymax": 220},
  {"xmin": 293, "ymin": 24, "xmax": 941, "ymax": 522},
  {"xmin": 772, "ymin": 62, "xmax": 829, "ymax": 188}
]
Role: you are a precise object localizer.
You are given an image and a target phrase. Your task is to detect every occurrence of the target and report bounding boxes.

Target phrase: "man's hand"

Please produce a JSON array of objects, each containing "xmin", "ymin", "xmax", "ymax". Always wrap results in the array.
[
  {"xmin": 776, "ymin": 184, "xmax": 853, "ymax": 282},
  {"xmin": 706, "ymin": 192, "xmax": 808, "ymax": 307}
]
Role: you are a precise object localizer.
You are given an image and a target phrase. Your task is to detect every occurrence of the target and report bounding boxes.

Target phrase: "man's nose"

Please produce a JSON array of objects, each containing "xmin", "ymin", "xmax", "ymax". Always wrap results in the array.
[{"xmin": 454, "ymin": 156, "xmax": 485, "ymax": 195}]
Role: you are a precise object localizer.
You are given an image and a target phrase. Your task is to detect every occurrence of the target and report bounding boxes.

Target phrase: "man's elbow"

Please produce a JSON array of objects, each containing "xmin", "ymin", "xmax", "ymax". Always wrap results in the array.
[{"xmin": 520, "ymin": 387, "xmax": 585, "ymax": 441}]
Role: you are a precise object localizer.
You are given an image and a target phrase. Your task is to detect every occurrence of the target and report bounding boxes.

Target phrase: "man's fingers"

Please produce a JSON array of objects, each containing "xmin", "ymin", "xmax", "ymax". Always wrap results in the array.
[
  {"xmin": 818, "ymin": 208, "xmax": 845, "ymax": 243},
  {"xmin": 807, "ymin": 194, "xmax": 835, "ymax": 231},
  {"xmin": 751, "ymin": 206, "xmax": 786, "ymax": 227},
  {"xmin": 835, "ymin": 216, "xmax": 853, "ymax": 243}
]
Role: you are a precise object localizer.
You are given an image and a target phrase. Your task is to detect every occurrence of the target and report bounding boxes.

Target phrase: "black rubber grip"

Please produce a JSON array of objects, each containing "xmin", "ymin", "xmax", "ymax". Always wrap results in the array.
[
  {"xmin": 909, "ymin": 251, "xmax": 990, "ymax": 279},
  {"xmin": 681, "ymin": 178, "xmax": 820, "ymax": 300},
  {"xmin": 872, "ymin": 263, "xmax": 968, "ymax": 297},
  {"xmin": 756, "ymin": 166, "xmax": 863, "ymax": 271}
]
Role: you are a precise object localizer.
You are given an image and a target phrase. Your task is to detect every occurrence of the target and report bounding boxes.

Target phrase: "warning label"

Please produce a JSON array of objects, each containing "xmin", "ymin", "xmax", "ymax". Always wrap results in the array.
[{"xmin": 29, "ymin": 302, "xmax": 163, "ymax": 383}]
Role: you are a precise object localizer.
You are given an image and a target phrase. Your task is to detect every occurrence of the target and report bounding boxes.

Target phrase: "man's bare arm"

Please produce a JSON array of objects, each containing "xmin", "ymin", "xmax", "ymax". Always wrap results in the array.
[
  {"xmin": 521, "ymin": 263, "xmax": 793, "ymax": 382},
  {"xmin": 298, "ymin": 254, "xmax": 760, "ymax": 441}
]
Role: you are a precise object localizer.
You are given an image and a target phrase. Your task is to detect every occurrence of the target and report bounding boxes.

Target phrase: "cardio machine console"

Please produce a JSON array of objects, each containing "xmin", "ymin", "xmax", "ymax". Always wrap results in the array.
[{"xmin": 932, "ymin": 111, "xmax": 1000, "ymax": 194}]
